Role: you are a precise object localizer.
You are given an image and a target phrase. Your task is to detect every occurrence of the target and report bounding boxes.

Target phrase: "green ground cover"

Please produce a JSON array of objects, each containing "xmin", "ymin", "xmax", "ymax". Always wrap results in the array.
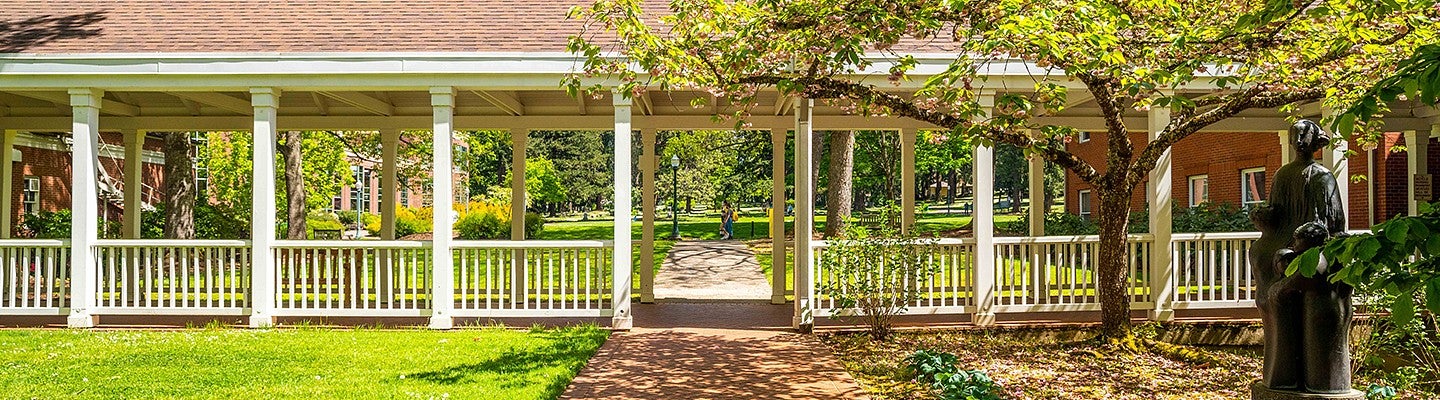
[{"xmin": 0, "ymin": 325, "xmax": 607, "ymax": 399}]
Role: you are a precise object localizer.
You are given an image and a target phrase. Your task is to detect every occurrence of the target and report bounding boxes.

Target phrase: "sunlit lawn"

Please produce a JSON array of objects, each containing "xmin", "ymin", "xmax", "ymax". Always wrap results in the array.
[{"xmin": 0, "ymin": 325, "xmax": 607, "ymax": 399}]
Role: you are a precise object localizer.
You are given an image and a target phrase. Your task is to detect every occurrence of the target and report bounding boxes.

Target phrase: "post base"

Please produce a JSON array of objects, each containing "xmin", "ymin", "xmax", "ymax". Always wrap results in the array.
[
  {"xmin": 611, "ymin": 315, "xmax": 633, "ymax": 330},
  {"xmin": 248, "ymin": 314, "xmax": 275, "ymax": 329},
  {"xmin": 971, "ymin": 312, "xmax": 996, "ymax": 326},
  {"xmin": 771, "ymin": 295, "xmax": 788, "ymax": 305},
  {"xmin": 66, "ymin": 312, "xmax": 97, "ymax": 329},
  {"xmin": 428, "ymin": 315, "xmax": 454, "ymax": 330},
  {"xmin": 640, "ymin": 294, "xmax": 655, "ymax": 304},
  {"xmin": 1250, "ymin": 382, "xmax": 1363, "ymax": 400},
  {"xmin": 1150, "ymin": 308, "xmax": 1175, "ymax": 322}
]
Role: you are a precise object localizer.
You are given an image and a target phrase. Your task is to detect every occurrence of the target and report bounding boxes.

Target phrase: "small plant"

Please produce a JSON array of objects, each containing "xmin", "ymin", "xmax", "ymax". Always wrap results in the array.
[
  {"xmin": 819, "ymin": 207, "xmax": 939, "ymax": 340},
  {"xmin": 905, "ymin": 349, "xmax": 1002, "ymax": 400}
]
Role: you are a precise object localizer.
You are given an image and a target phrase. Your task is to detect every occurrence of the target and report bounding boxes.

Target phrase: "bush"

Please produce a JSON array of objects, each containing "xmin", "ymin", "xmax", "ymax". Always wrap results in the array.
[
  {"xmin": 524, "ymin": 212, "xmax": 545, "ymax": 238},
  {"xmin": 1002, "ymin": 202, "xmax": 1256, "ymax": 236},
  {"xmin": 820, "ymin": 207, "xmax": 939, "ymax": 340},
  {"xmin": 142, "ymin": 204, "xmax": 248, "ymax": 239},
  {"xmin": 363, "ymin": 207, "xmax": 434, "ymax": 238},
  {"xmin": 906, "ymin": 349, "xmax": 1002, "ymax": 400},
  {"xmin": 454, "ymin": 201, "xmax": 545, "ymax": 240},
  {"xmin": 19, "ymin": 210, "xmax": 72, "ymax": 239}
]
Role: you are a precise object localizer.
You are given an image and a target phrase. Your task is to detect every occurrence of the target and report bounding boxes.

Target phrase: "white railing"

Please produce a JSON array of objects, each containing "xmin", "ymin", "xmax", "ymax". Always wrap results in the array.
[
  {"xmin": 94, "ymin": 239, "xmax": 252, "ymax": 315},
  {"xmin": 992, "ymin": 235, "xmax": 1153, "ymax": 312},
  {"xmin": 1170, "ymin": 232, "xmax": 1260, "ymax": 309},
  {"xmin": 0, "ymin": 239, "xmax": 71, "ymax": 314},
  {"xmin": 812, "ymin": 238, "xmax": 977, "ymax": 316},
  {"xmin": 452, "ymin": 240, "xmax": 614, "ymax": 317},
  {"xmin": 272, "ymin": 240, "xmax": 432, "ymax": 317}
]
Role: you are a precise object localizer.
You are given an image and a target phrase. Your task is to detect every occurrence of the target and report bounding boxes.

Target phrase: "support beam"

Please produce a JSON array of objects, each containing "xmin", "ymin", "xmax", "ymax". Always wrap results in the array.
[
  {"xmin": 311, "ymin": 93, "xmax": 330, "ymax": 116},
  {"xmin": 771, "ymin": 125, "xmax": 788, "ymax": 305},
  {"xmin": 900, "ymin": 128, "xmax": 917, "ymax": 233},
  {"xmin": 0, "ymin": 130, "xmax": 15, "ymax": 239},
  {"xmin": 510, "ymin": 127, "xmax": 529, "ymax": 304},
  {"xmin": 317, "ymin": 91, "xmax": 395, "ymax": 117},
  {"xmin": 1147, "ymin": 106, "xmax": 1176, "ymax": 322},
  {"xmin": 640, "ymin": 128, "xmax": 657, "ymax": 303},
  {"xmin": 971, "ymin": 93, "xmax": 997, "ymax": 326},
  {"xmin": 67, "ymin": 88, "xmax": 103, "ymax": 328},
  {"xmin": 429, "ymin": 87, "xmax": 456, "ymax": 330},
  {"xmin": 793, "ymin": 98, "xmax": 815, "ymax": 331},
  {"xmin": 11, "ymin": 91, "xmax": 139, "ymax": 117},
  {"xmin": 1028, "ymin": 150, "xmax": 1045, "ymax": 236},
  {"xmin": 1408, "ymin": 129, "xmax": 1432, "ymax": 216},
  {"xmin": 473, "ymin": 90, "xmax": 525, "ymax": 116},
  {"xmin": 248, "ymin": 88, "xmax": 280, "ymax": 328},
  {"xmin": 166, "ymin": 92, "xmax": 253, "ymax": 115},
  {"xmin": 637, "ymin": 92, "xmax": 655, "ymax": 116},
  {"xmin": 122, "ymin": 129, "xmax": 145, "ymax": 239},
  {"xmin": 611, "ymin": 90, "xmax": 635, "ymax": 330},
  {"xmin": 380, "ymin": 129, "xmax": 400, "ymax": 240}
]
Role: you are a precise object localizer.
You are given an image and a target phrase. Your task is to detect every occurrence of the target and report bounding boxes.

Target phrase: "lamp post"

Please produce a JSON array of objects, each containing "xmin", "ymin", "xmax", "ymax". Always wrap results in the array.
[{"xmin": 670, "ymin": 154, "xmax": 680, "ymax": 240}]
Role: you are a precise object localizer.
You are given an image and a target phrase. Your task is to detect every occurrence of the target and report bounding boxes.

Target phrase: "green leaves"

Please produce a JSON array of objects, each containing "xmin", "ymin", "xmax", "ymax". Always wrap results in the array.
[{"xmin": 1392, "ymin": 293, "xmax": 1415, "ymax": 326}]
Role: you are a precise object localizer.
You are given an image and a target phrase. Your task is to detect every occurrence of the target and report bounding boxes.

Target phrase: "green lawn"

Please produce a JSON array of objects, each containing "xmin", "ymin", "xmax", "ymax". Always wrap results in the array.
[{"xmin": 0, "ymin": 325, "xmax": 607, "ymax": 399}]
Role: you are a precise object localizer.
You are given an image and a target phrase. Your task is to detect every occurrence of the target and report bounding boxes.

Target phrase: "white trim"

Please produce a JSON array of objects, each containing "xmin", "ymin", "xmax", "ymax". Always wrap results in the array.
[
  {"xmin": 13, "ymin": 132, "xmax": 166, "ymax": 164},
  {"xmin": 1077, "ymin": 189, "xmax": 1093, "ymax": 217},
  {"xmin": 1187, "ymin": 174, "xmax": 1209, "ymax": 207},
  {"xmin": 1240, "ymin": 167, "xmax": 1266, "ymax": 207}
]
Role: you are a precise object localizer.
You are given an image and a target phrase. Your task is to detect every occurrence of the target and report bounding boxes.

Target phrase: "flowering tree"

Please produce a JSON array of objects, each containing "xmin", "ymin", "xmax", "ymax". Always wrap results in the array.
[{"xmin": 567, "ymin": 0, "xmax": 1438, "ymax": 339}]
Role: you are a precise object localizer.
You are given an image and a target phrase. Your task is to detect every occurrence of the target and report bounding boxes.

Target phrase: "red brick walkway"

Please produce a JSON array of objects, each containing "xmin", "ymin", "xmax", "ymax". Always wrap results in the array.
[{"xmin": 561, "ymin": 302, "xmax": 869, "ymax": 399}]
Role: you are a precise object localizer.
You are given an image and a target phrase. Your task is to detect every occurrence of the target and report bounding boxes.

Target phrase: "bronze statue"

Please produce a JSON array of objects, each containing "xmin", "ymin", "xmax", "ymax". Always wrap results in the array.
[{"xmin": 1248, "ymin": 120, "xmax": 1360, "ymax": 399}]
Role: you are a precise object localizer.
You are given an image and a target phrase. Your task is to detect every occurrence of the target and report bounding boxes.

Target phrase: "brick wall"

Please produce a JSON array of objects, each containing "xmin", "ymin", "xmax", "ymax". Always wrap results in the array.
[{"xmin": 7, "ymin": 134, "xmax": 167, "ymax": 235}]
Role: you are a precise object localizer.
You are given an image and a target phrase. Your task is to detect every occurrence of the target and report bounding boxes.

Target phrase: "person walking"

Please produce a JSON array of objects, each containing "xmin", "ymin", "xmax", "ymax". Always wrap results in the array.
[{"xmin": 720, "ymin": 202, "xmax": 737, "ymax": 240}]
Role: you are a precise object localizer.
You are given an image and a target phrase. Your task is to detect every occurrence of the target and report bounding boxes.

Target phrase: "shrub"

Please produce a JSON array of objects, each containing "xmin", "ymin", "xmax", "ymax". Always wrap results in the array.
[
  {"xmin": 819, "ymin": 207, "xmax": 939, "ymax": 340},
  {"xmin": 142, "ymin": 204, "xmax": 248, "ymax": 239},
  {"xmin": 19, "ymin": 210, "xmax": 72, "ymax": 239},
  {"xmin": 363, "ymin": 207, "xmax": 434, "ymax": 238},
  {"xmin": 1002, "ymin": 203, "xmax": 1256, "ymax": 236},
  {"xmin": 524, "ymin": 212, "xmax": 545, "ymax": 238},
  {"xmin": 905, "ymin": 349, "xmax": 1002, "ymax": 400},
  {"xmin": 454, "ymin": 201, "xmax": 545, "ymax": 240}
]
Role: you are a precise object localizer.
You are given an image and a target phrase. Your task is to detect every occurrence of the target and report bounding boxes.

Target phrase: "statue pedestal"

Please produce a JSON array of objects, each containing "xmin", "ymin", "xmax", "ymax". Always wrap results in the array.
[{"xmin": 1251, "ymin": 382, "xmax": 1363, "ymax": 400}]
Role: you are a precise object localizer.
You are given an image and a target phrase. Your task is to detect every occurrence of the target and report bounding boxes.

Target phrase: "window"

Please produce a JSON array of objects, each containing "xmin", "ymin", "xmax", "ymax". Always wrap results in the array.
[
  {"xmin": 1077, "ymin": 190, "xmax": 1092, "ymax": 219},
  {"xmin": 1079, "ymin": 132, "xmax": 1091, "ymax": 143},
  {"xmin": 22, "ymin": 177, "xmax": 39, "ymax": 215},
  {"xmin": 1188, "ymin": 175, "xmax": 1209, "ymax": 207},
  {"xmin": 1241, "ymin": 168, "xmax": 1266, "ymax": 208}
]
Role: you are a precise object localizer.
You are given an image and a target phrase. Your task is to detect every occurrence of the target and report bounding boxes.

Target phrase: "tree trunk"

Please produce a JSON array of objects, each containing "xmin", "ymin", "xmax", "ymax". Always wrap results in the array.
[
  {"xmin": 279, "ymin": 130, "xmax": 307, "ymax": 240},
  {"xmin": 162, "ymin": 132, "xmax": 196, "ymax": 239},
  {"xmin": 1095, "ymin": 189, "xmax": 1133, "ymax": 339},
  {"xmin": 824, "ymin": 130, "xmax": 855, "ymax": 238},
  {"xmin": 947, "ymin": 170, "xmax": 958, "ymax": 205}
]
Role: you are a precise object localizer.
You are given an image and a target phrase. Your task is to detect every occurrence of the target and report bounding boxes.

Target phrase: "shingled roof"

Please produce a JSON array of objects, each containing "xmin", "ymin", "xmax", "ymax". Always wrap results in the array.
[{"xmin": 0, "ymin": 0, "xmax": 601, "ymax": 54}]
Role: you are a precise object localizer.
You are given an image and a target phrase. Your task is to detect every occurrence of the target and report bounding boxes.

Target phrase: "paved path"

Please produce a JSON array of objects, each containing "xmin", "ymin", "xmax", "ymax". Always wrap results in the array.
[
  {"xmin": 561, "ymin": 241, "xmax": 868, "ymax": 399},
  {"xmin": 652, "ymin": 240, "xmax": 771, "ymax": 301}
]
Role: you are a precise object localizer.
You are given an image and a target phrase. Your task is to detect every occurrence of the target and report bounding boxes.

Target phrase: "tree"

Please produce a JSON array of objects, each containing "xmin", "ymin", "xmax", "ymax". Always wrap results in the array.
[
  {"xmin": 162, "ymin": 132, "xmax": 195, "ymax": 239},
  {"xmin": 279, "ymin": 130, "xmax": 307, "ymax": 240},
  {"xmin": 825, "ymin": 130, "xmax": 855, "ymax": 237},
  {"xmin": 204, "ymin": 131, "xmax": 353, "ymax": 230},
  {"xmin": 506, "ymin": 156, "xmax": 568, "ymax": 213},
  {"xmin": 569, "ymin": 0, "xmax": 1435, "ymax": 340}
]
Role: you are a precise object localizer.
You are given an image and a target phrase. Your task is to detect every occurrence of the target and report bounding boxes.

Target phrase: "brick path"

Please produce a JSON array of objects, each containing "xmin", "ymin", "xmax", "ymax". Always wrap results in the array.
[{"xmin": 561, "ymin": 241, "xmax": 869, "ymax": 400}]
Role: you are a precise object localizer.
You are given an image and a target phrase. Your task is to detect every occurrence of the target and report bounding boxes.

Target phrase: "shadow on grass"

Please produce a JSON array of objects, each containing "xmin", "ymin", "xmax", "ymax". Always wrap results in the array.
[{"xmin": 402, "ymin": 328, "xmax": 607, "ymax": 397}]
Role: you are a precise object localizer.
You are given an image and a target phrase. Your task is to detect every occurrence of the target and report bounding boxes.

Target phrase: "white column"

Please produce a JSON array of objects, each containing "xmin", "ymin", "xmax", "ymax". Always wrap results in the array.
[
  {"xmin": 900, "ymin": 128, "xmax": 916, "ymax": 233},
  {"xmin": 429, "ymin": 87, "xmax": 456, "ymax": 330},
  {"xmin": 1407, "ymin": 129, "xmax": 1431, "ymax": 216},
  {"xmin": 771, "ymin": 126, "xmax": 788, "ymax": 305},
  {"xmin": 1322, "ymin": 109, "xmax": 1349, "ymax": 229},
  {"xmin": 1027, "ymin": 150, "xmax": 1045, "ymax": 236},
  {"xmin": 639, "ymin": 128, "xmax": 657, "ymax": 303},
  {"xmin": 66, "ymin": 89, "xmax": 103, "ymax": 328},
  {"xmin": 1278, "ymin": 130, "xmax": 1294, "ymax": 166},
  {"xmin": 380, "ymin": 129, "xmax": 400, "ymax": 240},
  {"xmin": 248, "ymin": 88, "xmax": 280, "ymax": 328},
  {"xmin": 793, "ymin": 98, "xmax": 816, "ymax": 330},
  {"xmin": 122, "ymin": 130, "xmax": 144, "ymax": 239},
  {"xmin": 0, "ymin": 130, "xmax": 16, "ymax": 239},
  {"xmin": 611, "ymin": 91, "xmax": 635, "ymax": 330},
  {"xmin": 971, "ymin": 93, "xmax": 996, "ymax": 326},
  {"xmin": 510, "ymin": 127, "xmax": 528, "ymax": 302},
  {"xmin": 1147, "ymin": 106, "xmax": 1175, "ymax": 321}
]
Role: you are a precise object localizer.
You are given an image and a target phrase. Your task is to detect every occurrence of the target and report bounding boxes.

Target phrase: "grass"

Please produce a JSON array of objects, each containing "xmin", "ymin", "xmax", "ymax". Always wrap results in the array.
[{"xmin": 0, "ymin": 325, "xmax": 608, "ymax": 399}]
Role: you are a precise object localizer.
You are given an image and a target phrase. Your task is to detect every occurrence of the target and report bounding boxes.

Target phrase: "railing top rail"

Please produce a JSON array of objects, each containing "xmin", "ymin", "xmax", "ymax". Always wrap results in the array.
[
  {"xmin": 1171, "ymin": 232, "xmax": 1262, "ymax": 241},
  {"xmin": 811, "ymin": 237, "xmax": 975, "ymax": 248},
  {"xmin": 94, "ymin": 239, "xmax": 251, "ymax": 247},
  {"xmin": 452, "ymin": 240, "xmax": 613, "ymax": 249},
  {"xmin": 0, "ymin": 239, "xmax": 70, "ymax": 247},
  {"xmin": 271, "ymin": 240, "xmax": 431, "ymax": 249},
  {"xmin": 992, "ymin": 234, "xmax": 1154, "ymax": 244}
]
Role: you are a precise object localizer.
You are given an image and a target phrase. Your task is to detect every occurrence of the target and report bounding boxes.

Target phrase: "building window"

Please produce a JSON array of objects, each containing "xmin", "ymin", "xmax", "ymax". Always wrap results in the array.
[
  {"xmin": 192, "ymin": 132, "xmax": 209, "ymax": 197},
  {"xmin": 22, "ymin": 177, "xmax": 40, "ymax": 215},
  {"xmin": 1079, "ymin": 132, "xmax": 1091, "ymax": 143},
  {"xmin": 350, "ymin": 166, "xmax": 373, "ymax": 213},
  {"xmin": 1241, "ymin": 168, "xmax": 1266, "ymax": 208},
  {"xmin": 1188, "ymin": 175, "xmax": 1209, "ymax": 207},
  {"xmin": 1077, "ymin": 189, "xmax": 1092, "ymax": 219}
]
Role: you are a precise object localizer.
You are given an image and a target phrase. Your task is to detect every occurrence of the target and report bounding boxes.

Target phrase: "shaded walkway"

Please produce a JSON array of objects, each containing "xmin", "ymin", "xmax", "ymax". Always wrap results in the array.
[
  {"xmin": 561, "ymin": 302, "xmax": 868, "ymax": 399},
  {"xmin": 653, "ymin": 240, "xmax": 770, "ymax": 301}
]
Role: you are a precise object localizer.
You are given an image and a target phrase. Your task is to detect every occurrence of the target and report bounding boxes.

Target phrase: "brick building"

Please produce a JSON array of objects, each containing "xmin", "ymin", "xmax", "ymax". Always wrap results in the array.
[{"xmin": 1064, "ymin": 130, "xmax": 1440, "ymax": 229}]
